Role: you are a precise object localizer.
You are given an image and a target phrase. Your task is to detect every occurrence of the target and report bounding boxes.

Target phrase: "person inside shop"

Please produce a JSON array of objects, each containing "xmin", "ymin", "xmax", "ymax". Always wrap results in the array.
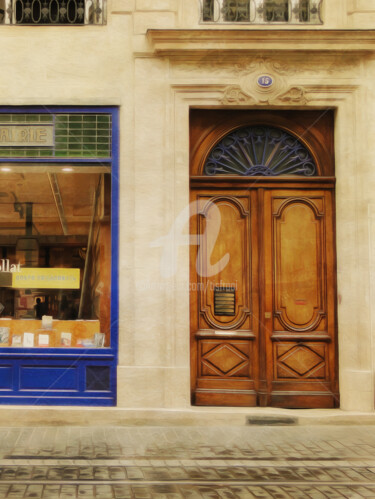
[{"xmin": 34, "ymin": 297, "xmax": 46, "ymax": 320}]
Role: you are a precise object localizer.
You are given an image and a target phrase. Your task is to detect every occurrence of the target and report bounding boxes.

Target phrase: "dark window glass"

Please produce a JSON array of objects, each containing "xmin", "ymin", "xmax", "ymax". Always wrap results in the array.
[
  {"xmin": 202, "ymin": 0, "xmax": 214, "ymax": 21},
  {"xmin": 264, "ymin": 0, "xmax": 289, "ymax": 22},
  {"xmin": 15, "ymin": 0, "xmax": 85, "ymax": 25},
  {"xmin": 299, "ymin": 0, "xmax": 309, "ymax": 21},
  {"xmin": 222, "ymin": 0, "xmax": 250, "ymax": 22}
]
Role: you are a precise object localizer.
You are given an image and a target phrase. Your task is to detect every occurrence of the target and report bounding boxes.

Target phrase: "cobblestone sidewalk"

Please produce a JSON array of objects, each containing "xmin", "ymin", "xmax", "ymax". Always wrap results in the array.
[{"xmin": 0, "ymin": 425, "xmax": 375, "ymax": 497}]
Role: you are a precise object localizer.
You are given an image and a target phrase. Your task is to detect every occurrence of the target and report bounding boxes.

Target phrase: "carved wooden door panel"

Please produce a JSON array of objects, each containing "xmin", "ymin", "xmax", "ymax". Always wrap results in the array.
[
  {"xmin": 190, "ymin": 189, "xmax": 259, "ymax": 406},
  {"xmin": 261, "ymin": 189, "xmax": 338, "ymax": 408},
  {"xmin": 190, "ymin": 187, "xmax": 338, "ymax": 408}
]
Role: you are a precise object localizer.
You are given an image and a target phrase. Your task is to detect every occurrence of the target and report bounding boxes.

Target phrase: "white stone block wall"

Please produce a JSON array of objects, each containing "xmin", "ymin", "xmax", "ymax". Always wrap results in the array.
[{"xmin": 0, "ymin": 0, "xmax": 374, "ymax": 413}]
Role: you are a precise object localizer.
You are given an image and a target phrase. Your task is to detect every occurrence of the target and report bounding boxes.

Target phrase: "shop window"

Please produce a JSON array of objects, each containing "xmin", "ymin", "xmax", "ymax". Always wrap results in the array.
[
  {"xmin": 0, "ymin": 109, "xmax": 118, "ymax": 406},
  {"xmin": 201, "ymin": 0, "xmax": 322, "ymax": 24},
  {"xmin": 0, "ymin": 164, "xmax": 112, "ymax": 348},
  {"xmin": 0, "ymin": 0, "xmax": 105, "ymax": 25}
]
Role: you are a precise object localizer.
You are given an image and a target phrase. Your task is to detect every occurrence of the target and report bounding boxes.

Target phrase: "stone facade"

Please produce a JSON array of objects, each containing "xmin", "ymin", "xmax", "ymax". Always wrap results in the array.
[{"xmin": 1, "ymin": 0, "xmax": 375, "ymax": 416}]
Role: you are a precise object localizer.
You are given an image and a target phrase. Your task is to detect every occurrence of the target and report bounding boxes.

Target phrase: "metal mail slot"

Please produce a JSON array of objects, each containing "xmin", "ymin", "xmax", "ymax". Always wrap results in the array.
[{"xmin": 214, "ymin": 287, "xmax": 236, "ymax": 316}]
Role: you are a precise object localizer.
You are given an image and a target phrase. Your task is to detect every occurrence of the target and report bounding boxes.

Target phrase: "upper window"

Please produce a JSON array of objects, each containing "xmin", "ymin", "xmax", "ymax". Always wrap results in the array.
[
  {"xmin": 201, "ymin": 0, "xmax": 322, "ymax": 25},
  {"xmin": 0, "ymin": 0, "xmax": 105, "ymax": 25}
]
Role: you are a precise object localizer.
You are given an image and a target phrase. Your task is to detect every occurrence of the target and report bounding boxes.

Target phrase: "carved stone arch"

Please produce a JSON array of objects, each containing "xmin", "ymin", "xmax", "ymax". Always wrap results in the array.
[{"xmin": 190, "ymin": 110, "xmax": 335, "ymax": 177}]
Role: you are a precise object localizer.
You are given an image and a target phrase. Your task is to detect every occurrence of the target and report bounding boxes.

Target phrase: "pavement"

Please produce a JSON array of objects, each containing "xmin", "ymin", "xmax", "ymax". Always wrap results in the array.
[{"xmin": 0, "ymin": 424, "xmax": 375, "ymax": 497}]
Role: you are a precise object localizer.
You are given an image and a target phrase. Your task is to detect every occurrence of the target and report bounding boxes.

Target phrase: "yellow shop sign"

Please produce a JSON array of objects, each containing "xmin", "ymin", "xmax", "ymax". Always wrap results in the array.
[{"xmin": 12, "ymin": 268, "xmax": 80, "ymax": 289}]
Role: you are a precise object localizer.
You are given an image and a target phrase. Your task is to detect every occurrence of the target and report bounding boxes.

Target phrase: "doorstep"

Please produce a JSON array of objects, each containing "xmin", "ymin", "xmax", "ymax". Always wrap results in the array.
[{"xmin": 0, "ymin": 406, "xmax": 374, "ymax": 426}]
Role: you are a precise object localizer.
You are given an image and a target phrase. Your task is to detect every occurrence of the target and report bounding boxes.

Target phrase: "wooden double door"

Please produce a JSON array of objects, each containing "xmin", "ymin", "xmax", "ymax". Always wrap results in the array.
[{"xmin": 190, "ymin": 183, "xmax": 339, "ymax": 408}]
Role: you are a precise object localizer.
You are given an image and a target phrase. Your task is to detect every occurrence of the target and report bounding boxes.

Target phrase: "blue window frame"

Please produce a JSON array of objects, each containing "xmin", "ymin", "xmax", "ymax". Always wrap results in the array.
[{"xmin": 0, "ymin": 106, "xmax": 119, "ymax": 406}]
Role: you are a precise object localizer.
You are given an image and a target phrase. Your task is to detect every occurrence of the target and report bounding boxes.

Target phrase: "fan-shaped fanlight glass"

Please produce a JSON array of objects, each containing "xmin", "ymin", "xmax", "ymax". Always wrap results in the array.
[{"xmin": 204, "ymin": 126, "xmax": 317, "ymax": 176}]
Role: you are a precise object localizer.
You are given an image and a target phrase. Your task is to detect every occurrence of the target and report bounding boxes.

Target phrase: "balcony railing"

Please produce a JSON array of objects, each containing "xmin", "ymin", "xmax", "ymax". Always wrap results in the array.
[
  {"xmin": 201, "ymin": 0, "xmax": 322, "ymax": 24},
  {"xmin": 0, "ymin": 0, "xmax": 106, "ymax": 25}
]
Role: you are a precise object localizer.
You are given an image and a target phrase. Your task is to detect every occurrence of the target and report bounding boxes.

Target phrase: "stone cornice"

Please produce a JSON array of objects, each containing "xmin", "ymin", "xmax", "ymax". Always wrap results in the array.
[{"xmin": 147, "ymin": 29, "xmax": 375, "ymax": 55}]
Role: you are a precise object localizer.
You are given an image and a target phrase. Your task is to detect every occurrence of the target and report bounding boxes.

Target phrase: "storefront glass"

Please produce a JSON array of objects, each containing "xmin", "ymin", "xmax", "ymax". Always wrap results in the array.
[
  {"xmin": 0, "ymin": 108, "xmax": 118, "ymax": 405},
  {"xmin": 0, "ymin": 165, "xmax": 112, "ymax": 348}
]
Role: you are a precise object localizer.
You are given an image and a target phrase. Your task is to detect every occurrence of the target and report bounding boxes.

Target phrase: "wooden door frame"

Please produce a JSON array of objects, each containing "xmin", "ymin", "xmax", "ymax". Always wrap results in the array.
[{"xmin": 189, "ymin": 109, "xmax": 338, "ymax": 408}]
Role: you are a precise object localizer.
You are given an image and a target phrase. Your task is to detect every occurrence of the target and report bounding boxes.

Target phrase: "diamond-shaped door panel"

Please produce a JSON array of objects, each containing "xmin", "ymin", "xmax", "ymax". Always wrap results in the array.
[
  {"xmin": 201, "ymin": 342, "xmax": 250, "ymax": 377},
  {"xmin": 277, "ymin": 344, "xmax": 326, "ymax": 379}
]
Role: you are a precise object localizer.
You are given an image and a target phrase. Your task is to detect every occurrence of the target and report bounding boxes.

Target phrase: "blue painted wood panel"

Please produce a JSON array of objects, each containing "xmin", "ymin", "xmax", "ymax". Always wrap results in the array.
[
  {"xmin": 20, "ymin": 366, "xmax": 78, "ymax": 391},
  {"xmin": 0, "ymin": 357, "xmax": 116, "ymax": 405},
  {"xmin": 0, "ymin": 367, "xmax": 12, "ymax": 389}
]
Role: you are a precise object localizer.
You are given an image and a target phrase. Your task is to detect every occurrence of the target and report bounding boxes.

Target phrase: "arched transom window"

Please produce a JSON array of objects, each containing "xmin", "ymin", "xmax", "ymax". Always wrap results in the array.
[{"xmin": 204, "ymin": 126, "xmax": 317, "ymax": 176}]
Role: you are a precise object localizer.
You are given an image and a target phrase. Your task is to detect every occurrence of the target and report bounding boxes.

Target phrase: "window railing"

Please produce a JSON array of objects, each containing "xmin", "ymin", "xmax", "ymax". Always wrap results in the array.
[
  {"xmin": 201, "ymin": 0, "xmax": 322, "ymax": 24},
  {"xmin": 0, "ymin": 0, "xmax": 106, "ymax": 25}
]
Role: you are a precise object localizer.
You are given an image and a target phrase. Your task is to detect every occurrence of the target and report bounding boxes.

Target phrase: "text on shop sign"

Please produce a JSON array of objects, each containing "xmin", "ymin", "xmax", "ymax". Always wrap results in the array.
[{"xmin": 0, "ymin": 125, "xmax": 54, "ymax": 147}]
